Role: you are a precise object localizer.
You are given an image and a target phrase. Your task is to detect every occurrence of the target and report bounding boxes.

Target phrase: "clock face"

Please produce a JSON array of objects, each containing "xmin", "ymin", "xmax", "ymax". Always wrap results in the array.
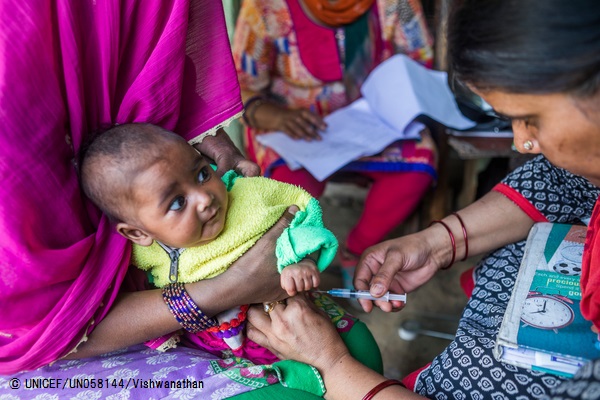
[{"xmin": 520, "ymin": 294, "xmax": 574, "ymax": 330}]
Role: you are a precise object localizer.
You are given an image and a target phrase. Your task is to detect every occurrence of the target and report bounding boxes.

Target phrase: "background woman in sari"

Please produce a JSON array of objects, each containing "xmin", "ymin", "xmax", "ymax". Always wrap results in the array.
[{"xmin": 232, "ymin": 0, "xmax": 437, "ymax": 283}]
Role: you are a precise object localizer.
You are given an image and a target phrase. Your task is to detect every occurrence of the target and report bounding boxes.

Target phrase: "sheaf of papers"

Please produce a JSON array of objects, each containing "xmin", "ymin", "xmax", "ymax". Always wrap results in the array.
[
  {"xmin": 257, "ymin": 100, "xmax": 424, "ymax": 181},
  {"xmin": 256, "ymin": 54, "xmax": 476, "ymax": 181},
  {"xmin": 361, "ymin": 55, "xmax": 476, "ymax": 131}
]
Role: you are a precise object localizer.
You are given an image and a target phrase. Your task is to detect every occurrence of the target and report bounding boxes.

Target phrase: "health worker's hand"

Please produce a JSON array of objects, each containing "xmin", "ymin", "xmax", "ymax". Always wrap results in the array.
[
  {"xmin": 218, "ymin": 206, "xmax": 300, "ymax": 306},
  {"xmin": 354, "ymin": 231, "xmax": 441, "ymax": 313}
]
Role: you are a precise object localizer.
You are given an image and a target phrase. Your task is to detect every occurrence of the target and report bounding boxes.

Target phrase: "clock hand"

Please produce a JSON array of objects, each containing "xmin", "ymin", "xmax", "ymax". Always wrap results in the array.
[{"xmin": 530, "ymin": 300, "xmax": 548, "ymax": 314}]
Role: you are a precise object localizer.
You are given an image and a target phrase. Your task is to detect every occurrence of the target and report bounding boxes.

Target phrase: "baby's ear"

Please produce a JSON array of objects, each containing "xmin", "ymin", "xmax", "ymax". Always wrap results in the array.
[{"xmin": 116, "ymin": 223, "xmax": 154, "ymax": 246}]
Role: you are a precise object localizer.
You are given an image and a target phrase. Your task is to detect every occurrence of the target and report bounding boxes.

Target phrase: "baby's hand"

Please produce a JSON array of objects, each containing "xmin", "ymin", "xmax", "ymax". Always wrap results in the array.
[{"xmin": 280, "ymin": 259, "xmax": 320, "ymax": 297}]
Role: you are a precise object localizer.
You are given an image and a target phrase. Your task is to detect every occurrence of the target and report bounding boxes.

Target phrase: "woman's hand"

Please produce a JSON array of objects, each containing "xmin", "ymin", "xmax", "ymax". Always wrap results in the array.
[
  {"xmin": 248, "ymin": 295, "xmax": 424, "ymax": 400},
  {"xmin": 193, "ymin": 128, "xmax": 260, "ymax": 177},
  {"xmin": 187, "ymin": 206, "xmax": 300, "ymax": 313},
  {"xmin": 354, "ymin": 231, "xmax": 443, "ymax": 313},
  {"xmin": 251, "ymin": 101, "xmax": 327, "ymax": 141},
  {"xmin": 273, "ymin": 107, "xmax": 327, "ymax": 141},
  {"xmin": 247, "ymin": 294, "xmax": 350, "ymax": 369},
  {"xmin": 226, "ymin": 207, "xmax": 298, "ymax": 303}
]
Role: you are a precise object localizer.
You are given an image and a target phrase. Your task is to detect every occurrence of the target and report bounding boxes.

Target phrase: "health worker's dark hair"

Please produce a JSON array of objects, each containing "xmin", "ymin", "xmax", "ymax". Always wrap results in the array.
[{"xmin": 448, "ymin": 0, "xmax": 600, "ymax": 97}]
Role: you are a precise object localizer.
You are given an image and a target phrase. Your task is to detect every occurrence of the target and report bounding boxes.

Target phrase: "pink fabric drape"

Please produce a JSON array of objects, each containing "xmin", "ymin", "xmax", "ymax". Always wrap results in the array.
[{"xmin": 0, "ymin": 0, "xmax": 242, "ymax": 374}]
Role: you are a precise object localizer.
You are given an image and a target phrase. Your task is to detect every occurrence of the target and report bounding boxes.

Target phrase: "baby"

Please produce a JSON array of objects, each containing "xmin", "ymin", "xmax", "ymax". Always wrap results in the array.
[{"xmin": 79, "ymin": 123, "xmax": 338, "ymax": 363}]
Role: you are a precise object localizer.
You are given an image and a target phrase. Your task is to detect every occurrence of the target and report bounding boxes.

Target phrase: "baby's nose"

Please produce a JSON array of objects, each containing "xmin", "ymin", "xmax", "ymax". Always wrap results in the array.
[{"xmin": 194, "ymin": 191, "xmax": 214, "ymax": 213}]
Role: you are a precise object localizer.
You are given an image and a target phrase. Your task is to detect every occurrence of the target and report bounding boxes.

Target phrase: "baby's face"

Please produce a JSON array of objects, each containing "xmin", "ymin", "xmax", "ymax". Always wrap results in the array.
[{"xmin": 124, "ymin": 139, "xmax": 228, "ymax": 249}]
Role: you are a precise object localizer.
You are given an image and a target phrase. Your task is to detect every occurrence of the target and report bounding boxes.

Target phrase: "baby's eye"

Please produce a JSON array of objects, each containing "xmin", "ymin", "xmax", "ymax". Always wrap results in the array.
[
  {"xmin": 198, "ymin": 166, "xmax": 211, "ymax": 184},
  {"xmin": 169, "ymin": 196, "xmax": 186, "ymax": 211}
]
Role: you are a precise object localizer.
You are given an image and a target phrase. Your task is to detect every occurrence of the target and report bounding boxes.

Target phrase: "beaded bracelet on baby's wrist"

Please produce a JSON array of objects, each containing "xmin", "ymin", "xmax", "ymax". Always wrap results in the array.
[{"xmin": 162, "ymin": 282, "xmax": 218, "ymax": 333}]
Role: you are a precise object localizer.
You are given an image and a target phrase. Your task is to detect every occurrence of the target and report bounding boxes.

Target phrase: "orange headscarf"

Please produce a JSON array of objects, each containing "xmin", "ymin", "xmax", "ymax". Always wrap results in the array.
[{"xmin": 302, "ymin": 0, "xmax": 375, "ymax": 26}]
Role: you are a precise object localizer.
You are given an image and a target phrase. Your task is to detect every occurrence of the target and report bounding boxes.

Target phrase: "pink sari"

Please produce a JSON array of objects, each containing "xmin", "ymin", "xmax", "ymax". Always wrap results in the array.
[{"xmin": 0, "ymin": 0, "xmax": 242, "ymax": 374}]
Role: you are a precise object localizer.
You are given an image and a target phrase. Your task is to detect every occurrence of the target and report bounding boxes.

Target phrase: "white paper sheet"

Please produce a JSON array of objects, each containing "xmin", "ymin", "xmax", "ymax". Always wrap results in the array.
[
  {"xmin": 361, "ymin": 54, "xmax": 476, "ymax": 131},
  {"xmin": 257, "ymin": 99, "xmax": 424, "ymax": 181},
  {"xmin": 257, "ymin": 54, "xmax": 476, "ymax": 180}
]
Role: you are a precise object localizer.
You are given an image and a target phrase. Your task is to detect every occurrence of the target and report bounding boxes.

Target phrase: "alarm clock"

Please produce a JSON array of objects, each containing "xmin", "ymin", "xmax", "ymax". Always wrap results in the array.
[{"xmin": 520, "ymin": 291, "xmax": 575, "ymax": 333}]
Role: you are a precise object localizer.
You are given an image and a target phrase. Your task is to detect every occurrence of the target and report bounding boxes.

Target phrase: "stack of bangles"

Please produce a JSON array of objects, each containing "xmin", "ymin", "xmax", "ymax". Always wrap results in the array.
[
  {"xmin": 162, "ymin": 282, "xmax": 218, "ymax": 332},
  {"xmin": 362, "ymin": 379, "xmax": 405, "ymax": 400},
  {"xmin": 429, "ymin": 212, "xmax": 469, "ymax": 270}
]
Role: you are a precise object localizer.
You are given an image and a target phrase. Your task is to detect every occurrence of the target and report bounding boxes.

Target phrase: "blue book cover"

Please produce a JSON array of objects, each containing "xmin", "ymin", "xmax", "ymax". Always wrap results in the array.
[{"xmin": 495, "ymin": 223, "xmax": 600, "ymax": 377}]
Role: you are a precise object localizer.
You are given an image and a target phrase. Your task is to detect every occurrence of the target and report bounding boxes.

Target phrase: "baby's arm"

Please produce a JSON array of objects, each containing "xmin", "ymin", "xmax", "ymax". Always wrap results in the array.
[{"xmin": 280, "ymin": 258, "xmax": 320, "ymax": 297}]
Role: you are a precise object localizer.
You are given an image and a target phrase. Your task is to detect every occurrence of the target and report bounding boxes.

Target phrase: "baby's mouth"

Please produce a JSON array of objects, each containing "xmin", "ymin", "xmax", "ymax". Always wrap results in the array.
[{"xmin": 205, "ymin": 207, "xmax": 220, "ymax": 224}]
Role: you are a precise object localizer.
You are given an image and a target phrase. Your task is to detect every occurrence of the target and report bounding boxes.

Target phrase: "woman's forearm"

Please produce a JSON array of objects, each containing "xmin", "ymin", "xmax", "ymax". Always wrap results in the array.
[
  {"xmin": 64, "ymin": 275, "xmax": 251, "ymax": 359},
  {"xmin": 242, "ymin": 89, "xmax": 286, "ymax": 132},
  {"xmin": 63, "ymin": 289, "xmax": 179, "ymax": 359},
  {"xmin": 66, "ymin": 275, "xmax": 284, "ymax": 359},
  {"xmin": 434, "ymin": 191, "xmax": 535, "ymax": 262},
  {"xmin": 320, "ymin": 354, "xmax": 423, "ymax": 400}
]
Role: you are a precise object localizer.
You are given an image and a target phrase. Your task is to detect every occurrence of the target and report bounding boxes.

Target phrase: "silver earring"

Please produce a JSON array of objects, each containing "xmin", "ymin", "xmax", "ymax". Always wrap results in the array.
[{"xmin": 523, "ymin": 140, "xmax": 533, "ymax": 151}]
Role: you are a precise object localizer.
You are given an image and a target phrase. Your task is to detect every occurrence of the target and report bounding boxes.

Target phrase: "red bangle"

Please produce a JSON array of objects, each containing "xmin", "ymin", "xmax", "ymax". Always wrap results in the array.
[
  {"xmin": 452, "ymin": 212, "xmax": 469, "ymax": 261},
  {"xmin": 362, "ymin": 379, "xmax": 405, "ymax": 400},
  {"xmin": 429, "ymin": 220, "xmax": 456, "ymax": 270}
]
